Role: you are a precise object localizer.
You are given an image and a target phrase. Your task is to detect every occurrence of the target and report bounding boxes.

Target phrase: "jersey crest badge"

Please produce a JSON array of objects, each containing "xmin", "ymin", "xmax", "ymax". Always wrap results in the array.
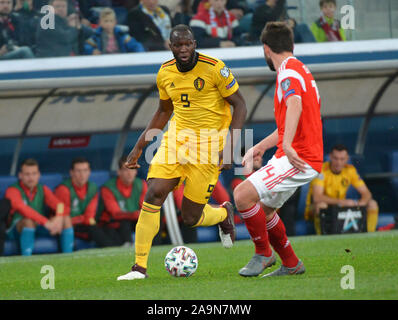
[
  {"xmin": 281, "ymin": 78, "xmax": 291, "ymax": 91},
  {"xmin": 194, "ymin": 77, "xmax": 205, "ymax": 91},
  {"xmin": 220, "ymin": 66, "xmax": 230, "ymax": 78}
]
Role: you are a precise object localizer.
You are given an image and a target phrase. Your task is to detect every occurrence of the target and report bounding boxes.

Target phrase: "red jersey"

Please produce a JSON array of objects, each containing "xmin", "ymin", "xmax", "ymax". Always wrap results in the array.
[{"xmin": 274, "ymin": 56, "xmax": 323, "ymax": 172}]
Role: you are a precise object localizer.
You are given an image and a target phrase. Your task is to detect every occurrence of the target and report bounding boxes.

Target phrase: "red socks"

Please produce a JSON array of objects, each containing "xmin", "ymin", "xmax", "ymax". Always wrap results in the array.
[
  {"xmin": 239, "ymin": 204, "xmax": 299, "ymax": 268},
  {"xmin": 266, "ymin": 213, "xmax": 299, "ymax": 268},
  {"xmin": 239, "ymin": 204, "xmax": 272, "ymax": 257}
]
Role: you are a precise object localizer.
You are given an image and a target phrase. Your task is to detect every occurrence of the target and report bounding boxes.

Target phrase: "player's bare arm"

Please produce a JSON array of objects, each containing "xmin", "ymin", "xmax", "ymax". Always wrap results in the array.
[
  {"xmin": 283, "ymin": 96, "xmax": 307, "ymax": 172},
  {"xmin": 242, "ymin": 129, "xmax": 278, "ymax": 168},
  {"xmin": 220, "ymin": 89, "xmax": 247, "ymax": 171},
  {"xmin": 355, "ymin": 184, "xmax": 372, "ymax": 206},
  {"xmin": 125, "ymin": 98, "xmax": 174, "ymax": 169}
]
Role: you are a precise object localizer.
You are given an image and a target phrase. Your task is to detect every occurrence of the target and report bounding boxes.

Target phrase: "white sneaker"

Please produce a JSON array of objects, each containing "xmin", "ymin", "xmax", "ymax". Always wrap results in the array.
[
  {"xmin": 218, "ymin": 201, "xmax": 236, "ymax": 249},
  {"xmin": 117, "ymin": 271, "xmax": 146, "ymax": 280},
  {"xmin": 218, "ymin": 226, "xmax": 233, "ymax": 249},
  {"xmin": 117, "ymin": 264, "xmax": 148, "ymax": 280}
]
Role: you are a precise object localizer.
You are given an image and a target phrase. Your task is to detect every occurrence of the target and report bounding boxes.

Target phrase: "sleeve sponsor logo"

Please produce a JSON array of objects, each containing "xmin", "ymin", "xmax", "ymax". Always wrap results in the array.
[
  {"xmin": 284, "ymin": 89, "xmax": 296, "ymax": 99},
  {"xmin": 226, "ymin": 78, "xmax": 236, "ymax": 89}
]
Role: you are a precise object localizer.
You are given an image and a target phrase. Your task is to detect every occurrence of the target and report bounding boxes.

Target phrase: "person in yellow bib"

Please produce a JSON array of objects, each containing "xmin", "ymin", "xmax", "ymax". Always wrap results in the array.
[
  {"xmin": 304, "ymin": 144, "xmax": 379, "ymax": 234},
  {"xmin": 117, "ymin": 24, "xmax": 247, "ymax": 280}
]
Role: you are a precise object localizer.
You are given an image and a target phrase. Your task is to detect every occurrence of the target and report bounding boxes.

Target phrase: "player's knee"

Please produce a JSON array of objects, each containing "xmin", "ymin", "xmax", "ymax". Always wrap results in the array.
[
  {"xmin": 233, "ymin": 183, "xmax": 247, "ymax": 210},
  {"xmin": 145, "ymin": 185, "xmax": 168, "ymax": 203},
  {"xmin": 63, "ymin": 215, "xmax": 72, "ymax": 229},
  {"xmin": 182, "ymin": 215, "xmax": 198, "ymax": 227},
  {"xmin": 368, "ymin": 199, "xmax": 378, "ymax": 210},
  {"xmin": 314, "ymin": 202, "xmax": 327, "ymax": 215},
  {"xmin": 180, "ymin": 209, "xmax": 202, "ymax": 227},
  {"xmin": 18, "ymin": 218, "xmax": 35, "ymax": 231}
]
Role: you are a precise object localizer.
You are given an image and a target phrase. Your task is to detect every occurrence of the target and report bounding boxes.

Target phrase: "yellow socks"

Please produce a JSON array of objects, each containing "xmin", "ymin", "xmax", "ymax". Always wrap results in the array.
[
  {"xmin": 367, "ymin": 208, "xmax": 379, "ymax": 232},
  {"xmin": 134, "ymin": 202, "xmax": 161, "ymax": 269},
  {"xmin": 193, "ymin": 204, "xmax": 227, "ymax": 227}
]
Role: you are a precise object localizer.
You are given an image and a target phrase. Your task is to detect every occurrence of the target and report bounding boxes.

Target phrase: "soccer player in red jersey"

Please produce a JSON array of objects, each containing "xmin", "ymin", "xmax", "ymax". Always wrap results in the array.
[{"xmin": 233, "ymin": 22, "xmax": 323, "ymax": 277}]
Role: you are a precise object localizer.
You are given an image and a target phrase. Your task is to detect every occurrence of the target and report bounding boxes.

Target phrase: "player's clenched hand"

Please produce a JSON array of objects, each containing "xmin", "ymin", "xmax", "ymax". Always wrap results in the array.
[
  {"xmin": 45, "ymin": 219, "xmax": 61, "ymax": 236},
  {"xmin": 242, "ymin": 145, "xmax": 264, "ymax": 170},
  {"xmin": 283, "ymin": 145, "xmax": 307, "ymax": 172},
  {"xmin": 125, "ymin": 146, "xmax": 142, "ymax": 169}
]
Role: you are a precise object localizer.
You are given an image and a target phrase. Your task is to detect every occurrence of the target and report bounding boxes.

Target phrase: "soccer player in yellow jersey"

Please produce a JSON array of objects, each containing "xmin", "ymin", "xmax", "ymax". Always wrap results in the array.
[
  {"xmin": 117, "ymin": 24, "xmax": 247, "ymax": 280},
  {"xmin": 304, "ymin": 144, "xmax": 379, "ymax": 234}
]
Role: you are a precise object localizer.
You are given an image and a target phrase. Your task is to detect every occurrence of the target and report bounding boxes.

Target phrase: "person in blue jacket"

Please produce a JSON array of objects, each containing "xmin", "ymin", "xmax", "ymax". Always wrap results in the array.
[{"xmin": 84, "ymin": 7, "xmax": 145, "ymax": 55}]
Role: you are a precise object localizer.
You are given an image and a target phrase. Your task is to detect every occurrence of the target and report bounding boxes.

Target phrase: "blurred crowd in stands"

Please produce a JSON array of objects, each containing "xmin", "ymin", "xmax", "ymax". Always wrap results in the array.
[{"xmin": 0, "ymin": 0, "xmax": 347, "ymax": 60}]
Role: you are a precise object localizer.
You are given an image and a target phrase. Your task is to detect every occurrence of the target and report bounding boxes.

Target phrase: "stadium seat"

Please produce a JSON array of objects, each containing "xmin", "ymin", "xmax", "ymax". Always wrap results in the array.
[
  {"xmin": 377, "ymin": 213, "xmax": 395, "ymax": 228},
  {"xmin": 90, "ymin": 170, "xmax": 111, "ymax": 187},
  {"xmin": 33, "ymin": 238, "xmax": 59, "ymax": 254},
  {"xmin": 0, "ymin": 175, "xmax": 17, "ymax": 198},
  {"xmin": 3, "ymin": 240, "xmax": 18, "ymax": 256},
  {"xmin": 39, "ymin": 173, "xmax": 64, "ymax": 191},
  {"xmin": 3, "ymin": 237, "xmax": 59, "ymax": 256},
  {"xmin": 74, "ymin": 238, "xmax": 97, "ymax": 251}
]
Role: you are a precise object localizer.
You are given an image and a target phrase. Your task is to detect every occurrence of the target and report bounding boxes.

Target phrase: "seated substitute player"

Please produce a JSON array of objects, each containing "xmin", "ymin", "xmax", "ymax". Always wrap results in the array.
[
  {"xmin": 304, "ymin": 144, "xmax": 379, "ymax": 234},
  {"xmin": 233, "ymin": 22, "xmax": 323, "ymax": 277},
  {"xmin": 117, "ymin": 24, "xmax": 247, "ymax": 280},
  {"xmin": 55, "ymin": 157, "xmax": 100, "ymax": 246},
  {"xmin": 5, "ymin": 158, "xmax": 70, "ymax": 256},
  {"xmin": 97, "ymin": 155, "xmax": 147, "ymax": 247}
]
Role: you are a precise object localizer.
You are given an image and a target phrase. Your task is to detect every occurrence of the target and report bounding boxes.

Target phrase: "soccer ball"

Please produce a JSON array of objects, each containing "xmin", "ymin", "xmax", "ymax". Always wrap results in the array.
[{"xmin": 164, "ymin": 246, "xmax": 198, "ymax": 277}]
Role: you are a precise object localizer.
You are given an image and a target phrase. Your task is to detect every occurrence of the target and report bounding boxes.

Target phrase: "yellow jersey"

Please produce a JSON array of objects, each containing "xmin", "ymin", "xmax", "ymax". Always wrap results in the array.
[
  {"xmin": 156, "ymin": 53, "xmax": 239, "ymax": 162},
  {"xmin": 304, "ymin": 162, "xmax": 365, "ymax": 219}
]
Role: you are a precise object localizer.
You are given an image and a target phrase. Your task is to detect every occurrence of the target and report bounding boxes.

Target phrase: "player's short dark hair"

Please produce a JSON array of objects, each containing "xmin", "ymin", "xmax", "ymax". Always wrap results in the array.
[
  {"xmin": 170, "ymin": 24, "xmax": 194, "ymax": 42},
  {"xmin": 320, "ymin": 0, "xmax": 336, "ymax": 8},
  {"xmin": 70, "ymin": 157, "xmax": 90, "ymax": 170},
  {"xmin": 260, "ymin": 22, "xmax": 294, "ymax": 54},
  {"xmin": 331, "ymin": 144, "xmax": 349, "ymax": 153},
  {"xmin": 19, "ymin": 158, "xmax": 39, "ymax": 171}
]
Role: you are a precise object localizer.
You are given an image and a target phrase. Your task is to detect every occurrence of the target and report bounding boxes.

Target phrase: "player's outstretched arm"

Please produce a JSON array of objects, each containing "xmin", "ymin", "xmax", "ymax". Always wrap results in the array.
[
  {"xmin": 126, "ymin": 99, "xmax": 174, "ymax": 169},
  {"xmin": 242, "ymin": 129, "xmax": 278, "ymax": 169},
  {"xmin": 221, "ymin": 89, "xmax": 247, "ymax": 171}
]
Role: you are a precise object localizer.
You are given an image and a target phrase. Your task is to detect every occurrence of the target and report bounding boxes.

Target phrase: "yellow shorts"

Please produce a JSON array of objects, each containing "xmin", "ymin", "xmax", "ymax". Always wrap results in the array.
[{"xmin": 147, "ymin": 161, "xmax": 220, "ymax": 205}]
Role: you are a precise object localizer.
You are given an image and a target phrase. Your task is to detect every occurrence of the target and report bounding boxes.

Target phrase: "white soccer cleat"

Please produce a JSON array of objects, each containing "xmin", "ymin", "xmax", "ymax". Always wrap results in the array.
[
  {"xmin": 117, "ymin": 264, "xmax": 148, "ymax": 280},
  {"xmin": 218, "ymin": 202, "xmax": 236, "ymax": 249},
  {"xmin": 218, "ymin": 227, "xmax": 234, "ymax": 248},
  {"xmin": 117, "ymin": 271, "xmax": 146, "ymax": 280}
]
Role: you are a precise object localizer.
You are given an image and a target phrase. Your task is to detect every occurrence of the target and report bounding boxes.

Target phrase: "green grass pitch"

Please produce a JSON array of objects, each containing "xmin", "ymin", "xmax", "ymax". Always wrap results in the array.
[{"xmin": 1, "ymin": 230, "xmax": 397, "ymax": 300}]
